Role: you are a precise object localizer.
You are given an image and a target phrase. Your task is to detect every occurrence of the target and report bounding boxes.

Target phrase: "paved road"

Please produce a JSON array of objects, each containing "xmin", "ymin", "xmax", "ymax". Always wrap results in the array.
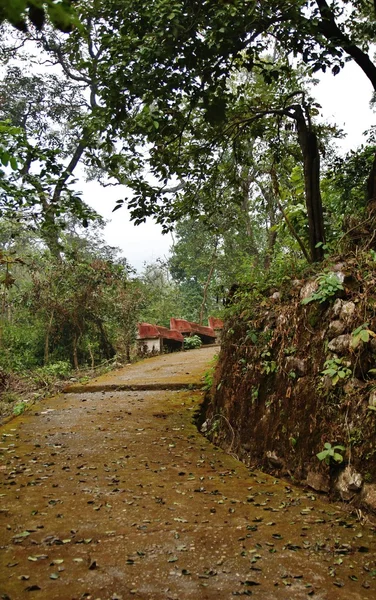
[{"xmin": 0, "ymin": 347, "xmax": 375, "ymax": 599}]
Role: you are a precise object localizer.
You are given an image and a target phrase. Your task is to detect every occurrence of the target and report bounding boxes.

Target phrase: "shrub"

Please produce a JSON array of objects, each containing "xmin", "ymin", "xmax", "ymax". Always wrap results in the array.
[
  {"xmin": 184, "ymin": 335, "xmax": 202, "ymax": 350},
  {"xmin": 32, "ymin": 361, "xmax": 72, "ymax": 387}
]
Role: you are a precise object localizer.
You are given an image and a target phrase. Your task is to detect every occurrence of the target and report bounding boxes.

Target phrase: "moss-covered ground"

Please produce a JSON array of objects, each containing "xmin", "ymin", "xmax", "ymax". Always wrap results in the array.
[{"xmin": 0, "ymin": 347, "xmax": 375, "ymax": 599}]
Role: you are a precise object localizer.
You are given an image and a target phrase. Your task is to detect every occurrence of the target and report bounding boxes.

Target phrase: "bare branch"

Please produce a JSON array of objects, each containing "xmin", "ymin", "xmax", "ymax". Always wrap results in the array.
[{"xmin": 52, "ymin": 140, "xmax": 86, "ymax": 204}]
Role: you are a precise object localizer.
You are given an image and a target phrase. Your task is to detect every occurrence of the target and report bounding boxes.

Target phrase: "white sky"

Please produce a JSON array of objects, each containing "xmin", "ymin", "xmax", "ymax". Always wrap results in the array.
[
  {"xmin": 82, "ymin": 61, "xmax": 375, "ymax": 273},
  {"xmin": 82, "ymin": 180, "xmax": 172, "ymax": 273}
]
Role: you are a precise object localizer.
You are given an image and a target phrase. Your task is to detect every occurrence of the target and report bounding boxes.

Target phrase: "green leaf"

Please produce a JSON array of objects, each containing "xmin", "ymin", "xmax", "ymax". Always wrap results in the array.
[
  {"xmin": 316, "ymin": 451, "xmax": 328, "ymax": 461},
  {"xmin": 352, "ymin": 323, "xmax": 368, "ymax": 336},
  {"xmin": 1, "ymin": 151, "xmax": 10, "ymax": 166},
  {"xmin": 10, "ymin": 156, "xmax": 18, "ymax": 170},
  {"xmin": 13, "ymin": 530, "xmax": 31, "ymax": 539}
]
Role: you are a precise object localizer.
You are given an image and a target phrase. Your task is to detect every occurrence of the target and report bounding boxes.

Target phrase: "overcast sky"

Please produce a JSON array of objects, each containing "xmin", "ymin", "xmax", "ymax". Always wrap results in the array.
[{"xmin": 83, "ymin": 61, "xmax": 375, "ymax": 273}]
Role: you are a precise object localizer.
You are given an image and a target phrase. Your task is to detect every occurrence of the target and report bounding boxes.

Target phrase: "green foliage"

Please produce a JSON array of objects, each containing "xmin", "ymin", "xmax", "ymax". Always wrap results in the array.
[
  {"xmin": 1, "ymin": 391, "xmax": 21, "ymax": 405},
  {"xmin": 323, "ymin": 145, "xmax": 375, "ymax": 228},
  {"xmin": 139, "ymin": 262, "xmax": 184, "ymax": 327},
  {"xmin": 36, "ymin": 361, "xmax": 72, "ymax": 380},
  {"xmin": 261, "ymin": 353, "xmax": 278, "ymax": 375},
  {"xmin": 0, "ymin": 0, "xmax": 77, "ymax": 33},
  {"xmin": 13, "ymin": 401, "xmax": 26, "ymax": 416},
  {"xmin": 317, "ymin": 442, "xmax": 346, "ymax": 466},
  {"xmin": 0, "ymin": 322, "xmax": 45, "ymax": 371},
  {"xmin": 301, "ymin": 272, "xmax": 344, "ymax": 305},
  {"xmin": 202, "ymin": 370, "xmax": 214, "ymax": 392},
  {"xmin": 351, "ymin": 323, "xmax": 376, "ymax": 349},
  {"xmin": 66, "ymin": 0, "xmax": 375, "ymax": 266},
  {"xmin": 202, "ymin": 354, "xmax": 218, "ymax": 391},
  {"xmin": 251, "ymin": 386, "xmax": 259, "ymax": 404},
  {"xmin": 0, "ymin": 217, "xmax": 143, "ymax": 372},
  {"xmin": 322, "ymin": 358, "xmax": 352, "ymax": 386},
  {"xmin": 184, "ymin": 335, "xmax": 202, "ymax": 350}
]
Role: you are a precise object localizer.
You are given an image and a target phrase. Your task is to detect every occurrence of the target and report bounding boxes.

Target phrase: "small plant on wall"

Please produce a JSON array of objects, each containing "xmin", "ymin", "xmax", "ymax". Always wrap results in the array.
[
  {"xmin": 321, "ymin": 358, "xmax": 351, "ymax": 386},
  {"xmin": 317, "ymin": 442, "xmax": 346, "ymax": 465},
  {"xmin": 301, "ymin": 272, "xmax": 343, "ymax": 305}
]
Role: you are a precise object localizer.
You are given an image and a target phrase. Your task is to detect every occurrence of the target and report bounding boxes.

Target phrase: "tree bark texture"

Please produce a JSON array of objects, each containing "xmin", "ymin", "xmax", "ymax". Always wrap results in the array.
[{"xmin": 294, "ymin": 106, "xmax": 325, "ymax": 262}]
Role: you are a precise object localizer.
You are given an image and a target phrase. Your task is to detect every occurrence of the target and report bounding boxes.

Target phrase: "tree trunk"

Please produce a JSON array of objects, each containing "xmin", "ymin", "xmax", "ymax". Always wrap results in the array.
[
  {"xmin": 92, "ymin": 317, "xmax": 116, "ymax": 359},
  {"xmin": 257, "ymin": 181, "xmax": 278, "ymax": 270},
  {"xmin": 40, "ymin": 200, "xmax": 63, "ymax": 261},
  {"xmin": 125, "ymin": 341, "xmax": 131, "ymax": 363},
  {"xmin": 44, "ymin": 311, "xmax": 54, "ymax": 365},
  {"xmin": 88, "ymin": 343, "xmax": 95, "ymax": 369},
  {"xmin": 199, "ymin": 243, "xmax": 218, "ymax": 325},
  {"xmin": 73, "ymin": 333, "xmax": 79, "ymax": 370},
  {"xmin": 294, "ymin": 106, "xmax": 325, "ymax": 262},
  {"xmin": 367, "ymin": 152, "xmax": 376, "ymax": 203},
  {"xmin": 199, "ymin": 262, "xmax": 216, "ymax": 325},
  {"xmin": 240, "ymin": 169, "xmax": 260, "ymax": 262}
]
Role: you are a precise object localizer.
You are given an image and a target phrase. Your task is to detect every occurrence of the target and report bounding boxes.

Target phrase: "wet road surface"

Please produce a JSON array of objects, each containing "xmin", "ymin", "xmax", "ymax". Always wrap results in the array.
[{"xmin": 0, "ymin": 347, "xmax": 375, "ymax": 599}]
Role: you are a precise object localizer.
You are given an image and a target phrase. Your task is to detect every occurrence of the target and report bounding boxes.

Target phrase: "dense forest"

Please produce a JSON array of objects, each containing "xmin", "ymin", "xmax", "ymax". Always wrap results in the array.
[{"xmin": 0, "ymin": 1, "xmax": 375, "ymax": 417}]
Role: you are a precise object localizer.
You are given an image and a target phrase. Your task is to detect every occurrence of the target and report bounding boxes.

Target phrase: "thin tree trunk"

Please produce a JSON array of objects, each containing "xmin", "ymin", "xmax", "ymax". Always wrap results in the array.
[
  {"xmin": 92, "ymin": 317, "xmax": 116, "ymax": 359},
  {"xmin": 199, "ymin": 243, "xmax": 218, "ymax": 325},
  {"xmin": 269, "ymin": 168, "xmax": 312, "ymax": 264},
  {"xmin": 40, "ymin": 198, "xmax": 62, "ymax": 260},
  {"xmin": 240, "ymin": 169, "xmax": 260, "ymax": 262},
  {"xmin": 125, "ymin": 340, "xmax": 131, "ymax": 363},
  {"xmin": 44, "ymin": 310, "xmax": 54, "ymax": 365},
  {"xmin": 264, "ymin": 228, "xmax": 278, "ymax": 270},
  {"xmin": 261, "ymin": 182, "xmax": 278, "ymax": 270},
  {"xmin": 73, "ymin": 333, "xmax": 80, "ymax": 370},
  {"xmin": 294, "ymin": 106, "xmax": 325, "ymax": 262},
  {"xmin": 367, "ymin": 152, "xmax": 376, "ymax": 203},
  {"xmin": 88, "ymin": 343, "xmax": 95, "ymax": 369},
  {"xmin": 52, "ymin": 141, "xmax": 86, "ymax": 204}
]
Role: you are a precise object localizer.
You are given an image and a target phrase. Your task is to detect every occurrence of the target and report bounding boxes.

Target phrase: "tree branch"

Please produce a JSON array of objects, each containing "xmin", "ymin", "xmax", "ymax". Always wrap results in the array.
[
  {"xmin": 52, "ymin": 140, "xmax": 86, "ymax": 204},
  {"xmin": 40, "ymin": 35, "xmax": 92, "ymax": 86},
  {"xmin": 315, "ymin": 0, "xmax": 376, "ymax": 90}
]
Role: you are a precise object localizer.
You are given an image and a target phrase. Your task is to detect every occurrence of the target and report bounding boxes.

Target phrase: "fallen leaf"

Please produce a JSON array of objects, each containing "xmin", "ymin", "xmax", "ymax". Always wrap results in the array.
[{"xmin": 25, "ymin": 585, "xmax": 41, "ymax": 591}]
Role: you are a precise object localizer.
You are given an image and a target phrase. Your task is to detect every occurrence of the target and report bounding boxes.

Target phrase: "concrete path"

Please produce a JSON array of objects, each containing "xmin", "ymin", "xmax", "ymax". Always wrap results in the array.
[{"xmin": 0, "ymin": 347, "xmax": 375, "ymax": 600}]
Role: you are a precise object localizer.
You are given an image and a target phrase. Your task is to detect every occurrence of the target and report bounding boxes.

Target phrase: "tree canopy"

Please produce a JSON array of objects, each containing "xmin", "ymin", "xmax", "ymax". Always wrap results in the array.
[{"xmin": 51, "ymin": 0, "xmax": 374, "ymax": 261}]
